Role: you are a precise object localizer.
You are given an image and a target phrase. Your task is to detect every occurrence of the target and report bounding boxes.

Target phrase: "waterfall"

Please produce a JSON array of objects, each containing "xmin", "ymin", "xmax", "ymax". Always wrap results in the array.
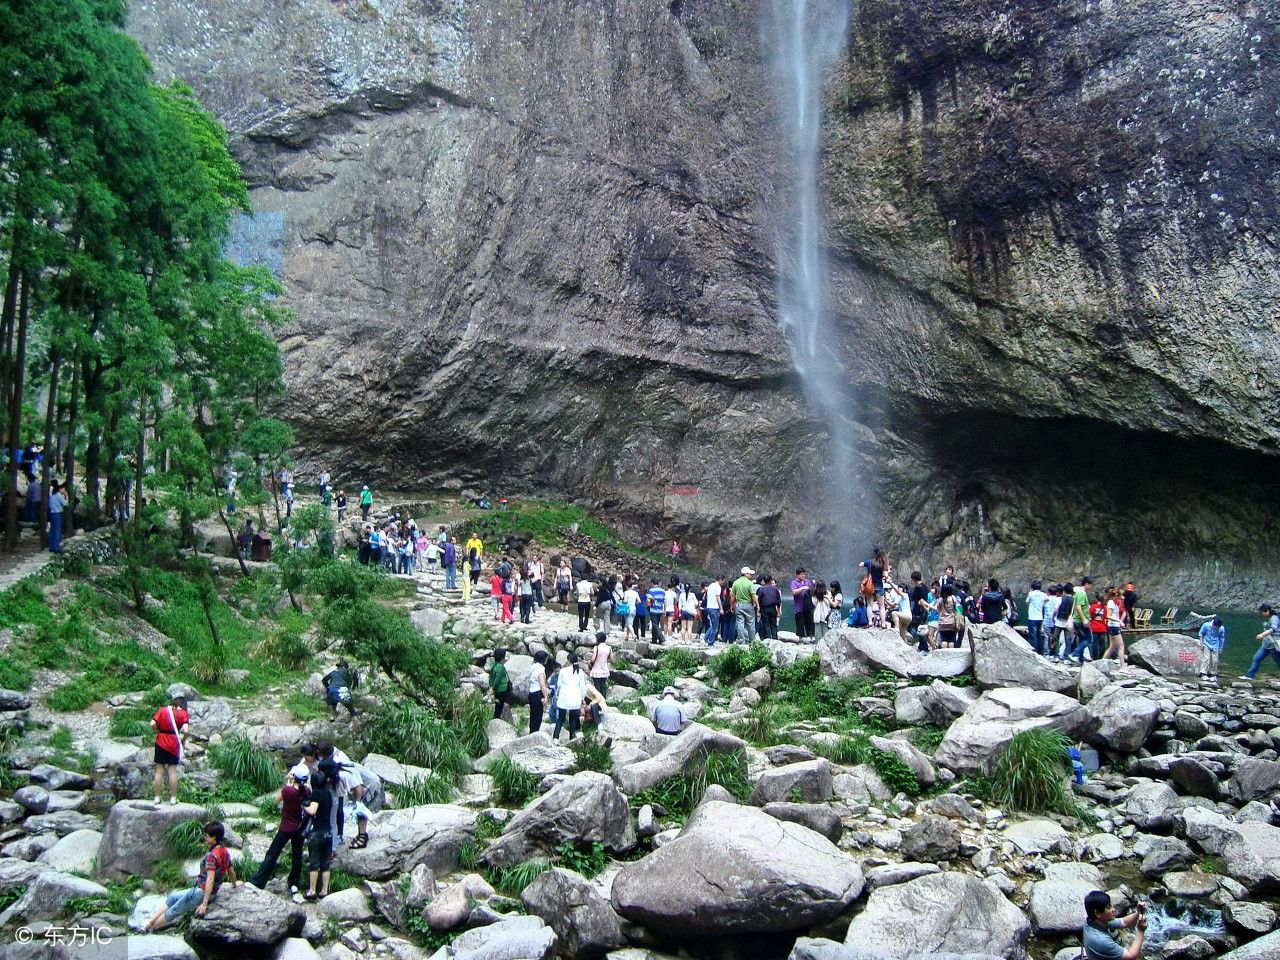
[{"xmin": 770, "ymin": 0, "xmax": 860, "ymax": 576}]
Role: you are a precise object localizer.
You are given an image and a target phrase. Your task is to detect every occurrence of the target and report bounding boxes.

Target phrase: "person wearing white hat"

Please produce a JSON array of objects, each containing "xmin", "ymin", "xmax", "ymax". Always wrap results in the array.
[
  {"xmin": 731, "ymin": 567, "xmax": 760, "ymax": 644},
  {"xmin": 650, "ymin": 686, "xmax": 687, "ymax": 735},
  {"xmin": 249, "ymin": 764, "xmax": 312, "ymax": 897}
]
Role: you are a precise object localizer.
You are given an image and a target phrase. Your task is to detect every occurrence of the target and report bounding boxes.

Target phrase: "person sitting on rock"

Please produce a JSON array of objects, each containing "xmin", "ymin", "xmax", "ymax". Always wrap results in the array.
[
  {"xmin": 1082, "ymin": 889, "xmax": 1145, "ymax": 960},
  {"xmin": 650, "ymin": 686, "xmax": 687, "ymax": 736},
  {"xmin": 144, "ymin": 821, "xmax": 241, "ymax": 930}
]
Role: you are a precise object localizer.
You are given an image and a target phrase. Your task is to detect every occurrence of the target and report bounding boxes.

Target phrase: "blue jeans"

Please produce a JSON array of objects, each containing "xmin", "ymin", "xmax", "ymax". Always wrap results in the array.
[
  {"xmin": 1247, "ymin": 644, "xmax": 1280, "ymax": 678},
  {"xmin": 445, "ymin": 563, "xmax": 457, "ymax": 589},
  {"xmin": 164, "ymin": 886, "xmax": 203, "ymax": 922},
  {"xmin": 704, "ymin": 610, "xmax": 720, "ymax": 645},
  {"xmin": 48, "ymin": 512, "xmax": 63, "ymax": 553},
  {"xmin": 1025, "ymin": 620, "xmax": 1043, "ymax": 655},
  {"xmin": 1067, "ymin": 630, "xmax": 1093, "ymax": 662}
]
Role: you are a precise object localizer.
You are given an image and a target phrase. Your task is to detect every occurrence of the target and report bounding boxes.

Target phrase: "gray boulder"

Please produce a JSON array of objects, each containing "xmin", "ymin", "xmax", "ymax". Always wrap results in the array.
[
  {"xmin": 1219, "ymin": 930, "xmax": 1280, "ymax": 960},
  {"xmin": 973, "ymin": 624, "xmax": 1075, "ymax": 694},
  {"xmin": 749, "ymin": 759, "xmax": 833, "ymax": 805},
  {"xmin": 484, "ymin": 772, "xmax": 635, "ymax": 869},
  {"xmin": 934, "ymin": 688, "xmax": 1093, "ymax": 775},
  {"xmin": 791, "ymin": 942, "xmax": 1004, "ymax": 960},
  {"xmin": 1003, "ymin": 819, "xmax": 1071, "ymax": 855},
  {"xmin": 1222, "ymin": 821, "xmax": 1280, "ymax": 893},
  {"xmin": 896, "ymin": 682, "xmax": 979, "ymax": 727},
  {"xmin": 360, "ymin": 752, "xmax": 433, "ymax": 787},
  {"xmin": 1228, "ymin": 758, "xmax": 1280, "ymax": 804},
  {"xmin": 27, "ymin": 764, "xmax": 91, "ymax": 791},
  {"xmin": 188, "ymin": 883, "xmax": 305, "ymax": 951},
  {"xmin": 13, "ymin": 785, "xmax": 49, "ymax": 813},
  {"xmin": 22, "ymin": 810, "xmax": 98, "ymax": 836},
  {"xmin": 97, "ymin": 800, "xmax": 209, "ymax": 881},
  {"xmin": 435, "ymin": 916, "xmax": 557, "ymax": 960},
  {"xmin": 186, "ymin": 698, "xmax": 238, "ymax": 735},
  {"xmin": 476, "ymin": 731, "xmax": 577, "ymax": 777},
  {"xmin": 0, "ymin": 869, "xmax": 108, "ymax": 923},
  {"xmin": 870, "ymin": 736, "xmax": 937, "ymax": 787},
  {"xmin": 762, "ymin": 802, "xmax": 843, "ymax": 843},
  {"xmin": 0, "ymin": 688, "xmax": 30, "ymax": 711},
  {"xmin": 612, "ymin": 724, "xmax": 746, "ymax": 795},
  {"xmin": 1085, "ymin": 683, "xmax": 1160, "ymax": 753},
  {"xmin": 521, "ymin": 867, "xmax": 623, "ymax": 959},
  {"xmin": 1224, "ymin": 901, "xmax": 1277, "ymax": 937},
  {"xmin": 611, "ymin": 800, "xmax": 862, "ymax": 936},
  {"xmin": 1028, "ymin": 863, "xmax": 1105, "ymax": 934},
  {"xmin": 818, "ymin": 628, "xmax": 970, "ymax": 680},
  {"xmin": 1169, "ymin": 757, "xmax": 1220, "ymax": 799},
  {"xmin": 901, "ymin": 815, "xmax": 961, "ymax": 861},
  {"xmin": 863, "ymin": 862, "xmax": 941, "ymax": 892},
  {"xmin": 842, "ymin": 872, "xmax": 1030, "ymax": 958},
  {"xmin": 1129, "ymin": 633, "xmax": 1204, "ymax": 678},
  {"xmin": 1181, "ymin": 805, "xmax": 1243, "ymax": 855},
  {"xmin": 335, "ymin": 804, "xmax": 476, "ymax": 880},
  {"xmin": 37, "ymin": 829, "xmax": 102, "ymax": 875},
  {"xmin": 1120, "ymin": 781, "xmax": 1179, "ymax": 832}
]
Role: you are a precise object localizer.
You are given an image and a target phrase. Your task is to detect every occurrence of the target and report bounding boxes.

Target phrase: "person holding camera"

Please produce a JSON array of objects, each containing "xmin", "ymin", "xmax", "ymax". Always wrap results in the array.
[{"xmin": 1083, "ymin": 890, "xmax": 1146, "ymax": 960}]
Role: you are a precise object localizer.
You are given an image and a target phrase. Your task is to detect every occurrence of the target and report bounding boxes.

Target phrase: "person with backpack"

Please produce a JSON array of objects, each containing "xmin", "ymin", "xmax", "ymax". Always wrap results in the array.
[
  {"xmin": 528, "ymin": 555, "xmax": 545, "ymax": 609},
  {"xmin": 151, "ymin": 694, "xmax": 190, "ymax": 805},
  {"xmin": 490, "ymin": 649, "xmax": 512, "ymax": 720},
  {"xmin": 979, "ymin": 579, "xmax": 1005, "ymax": 625},
  {"xmin": 302, "ymin": 763, "xmax": 341, "ymax": 901},
  {"xmin": 621, "ymin": 579, "xmax": 640, "ymax": 639},
  {"xmin": 556, "ymin": 560, "xmax": 573, "ymax": 607},
  {"xmin": 553, "ymin": 654, "xmax": 596, "ymax": 740},
  {"xmin": 935, "ymin": 585, "xmax": 962, "ymax": 648},
  {"xmin": 731, "ymin": 567, "xmax": 759, "ymax": 644},
  {"xmin": 442, "ymin": 537, "xmax": 458, "ymax": 589},
  {"xmin": 144, "ymin": 821, "xmax": 241, "ymax": 930},
  {"xmin": 704, "ymin": 574, "xmax": 724, "ymax": 645},
  {"xmin": 250, "ymin": 765, "xmax": 311, "ymax": 899},
  {"xmin": 322, "ymin": 661, "xmax": 357, "ymax": 718},
  {"xmin": 1072, "ymin": 578, "xmax": 1094, "ymax": 662},
  {"xmin": 359, "ymin": 485, "xmax": 373, "ymax": 522},
  {"xmin": 847, "ymin": 596, "xmax": 870, "ymax": 628},
  {"xmin": 499, "ymin": 571, "xmax": 516, "ymax": 624},
  {"xmin": 490, "ymin": 571, "xmax": 504, "ymax": 620}
]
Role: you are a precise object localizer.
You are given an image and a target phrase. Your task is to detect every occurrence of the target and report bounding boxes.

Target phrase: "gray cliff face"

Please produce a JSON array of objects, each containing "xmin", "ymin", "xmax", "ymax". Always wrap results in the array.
[{"xmin": 128, "ymin": 0, "xmax": 1280, "ymax": 603}]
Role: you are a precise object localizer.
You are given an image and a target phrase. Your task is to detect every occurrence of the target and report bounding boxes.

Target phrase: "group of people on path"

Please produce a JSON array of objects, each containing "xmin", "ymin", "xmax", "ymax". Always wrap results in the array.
[{"xmin": 489, "ymin": 638, "xmax": 610, "ymax": 741}]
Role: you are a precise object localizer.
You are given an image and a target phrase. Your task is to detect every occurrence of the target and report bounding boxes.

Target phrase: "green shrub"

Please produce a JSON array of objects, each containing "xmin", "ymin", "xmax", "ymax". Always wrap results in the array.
[
  {"xmin": 708, "ymin": 642, "xmax": 772, "ymax": 684},
  {"xmin": 911, "ymin": 726, "xmax": 947, "ymax": 754},
  {"xmin": 49, "ymin": 726, "xmax": 73, "ymax": 751},
  {"xmin": 772, "ymin": 654, "xmax": 822, "ymax": 690},
  {"xmin": 447, "ymin": 695, "xmax": 492, "ymax": 759},
  {"xmin": 632, "ymin": 748, "xmax": 751, "ymax": 818},
  {"xmin": 0, "ymin": 884, "xmax": 25, "ymax": 912},
  {"xmin": 569, "ymin": 733, "xmax": 613, "ymax": 774},
  {"xmin": 213, "ymin": 778, "xmax": 263, "ymax": 804},
  {"xmin": 556, "ymin": 840, "xmax": 605, "ymax": 877},
  {"xmin": 46, "ymin": 682, "xmax": 97, "ymax": 712},
  {"xmin": 0, "ymin": 659, "xmax": 32, "ymax": 692},
  {"xmin": 656, "ymin": 648, "xmax": 700, "ymax": 673},
  {"xmin": 254, "ymin": 625, "xmax": 311, "ymax": 670},
  {"xmin": 870, "ymin": 748, "xmax": 920, "ymax": 796},
  {"xmin": 808, "ymin": 734, "xmax": 873, "ymax": 766},
  {"xmin": 0, "ymin": 580, "xmax": 53, "ymax": 630},
  {"xmin": 732, "ymin": 701, "xmax": 781, "ymax": 746},
  {"xmin": 151, "ymin": 858, "xmax": 190, "ymax": 888},
  {"xmin": 489, "ymin": 755, "xmax": 540, "ymax": 806},
  {"xmin": 166, "ymin": 819, "xmax": 206, "ymax": 858},
  {"xmin": 108, "ymin": 706, "xmax": 153, "ymax": 739},
  {"xmin": 209, "ymin": 734, "xmax": 280, "ymax": 792},
  {"xmin": 987, "ymin": 728, "xmax": 1079, "ymax": 816},
  {"xmin": 365, "ymin": 702, "xmax": 471, "ymax": 782},
  {"xmin": 395, "ymin": 773, "xmax": 456, "ymax": 806},
  {"xmin": 488, "ymin": 857, "xmax": 552, "ymax": 896},
  {"xmin": 636, "ymin": 668, "xmax": 678, "ymax": 697}
]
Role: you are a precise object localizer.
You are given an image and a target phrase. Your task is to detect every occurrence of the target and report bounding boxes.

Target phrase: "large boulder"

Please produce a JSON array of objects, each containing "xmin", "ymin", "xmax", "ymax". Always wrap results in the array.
[
  {"xmin": 476, "ymin": 731, "xmax": 577, "ymax": 777},
  {"xmin": 612, "ymin": 724, "xmax": 746, "ymax": 795},
  {"xmin": 1219, "ymin": 930, "xmax": 1280, "ymax": 960},
  {"xmin": 1180, "ymin": 805, "xmax": 1243, "ymax": 855},
  {"xmin": 334, "ymin": 804, "xmax": 476, "ymax": 880},
  {"xmin": 934, "ymin": 688, "xmax": 1093, "ymax": 775},
  {"xmin": 1222, "ymin": 821, "xmax": 1280, "ymax": 893},
  {"xmin": 818, "ymin": 628, "xmax": 970, "ymax": 680},
  {"xmin": 842, "ymin": 872, "xmax": 1030, "ymax": 958},
  {"xmin": 0, "ymin": 870, "xmax": 109, "ymax": 923},
  {"xmin": 97, "ymin": 800, "xmax": 209, "ymax": 881},
  {"xmin": 27, "ymin": 764, "xmax": 92, "ymax": 791},
  {"xmin": 749, "ymin": 759, "xmax": 834, "ymax": 805},
  {"xmin": 870, "ymin": 736, "xmax": 937, "ymax": 787},
  {"xmin": 1228, "ymin": 758, "xmax": 1280, "ymax": 804},
  {"xmin": 791, "ymin": 941, "xmax": 1004, "ymax": 960},
  {"xmin": 901, "ymin": 815, "xmax": 961, "ymax": 861},
  {"xmin": 187, "ymin": 883, "xmax": 305, "ymax": 952},
  {"xmin": 522, "ymin": 867, "xmax": 623, "ymax": 959},
  {"xmin": 1004, "ymin": 819, "xmax": 1071, "ymax": 856},
  {"xmin": 37, "ymin": 829, "xmax": 102, "ymax": 875},
  {"xmin": 1120, "ymin": 781, "xmax": 1179, "ymax": 832},
  {"xmin": 895, "ymin": 681, "xmax": 979, "ymax": 727},
  {"xmin": 360, "ymin": 752, "xmax": 433, "ymax": 788},
  {"xmin": 484, "ymin": 772, "xmax": 635, "ymax": 869},
  {"xmin": 612, "ymin": 800, "xmax": 862, "ymax": 936},
  {"xmin": 763, "ymin": 802, "xmax": 843, "ymax": 843},
  {"xmin": 436, "ymin": 916, "xmax": 557, "ymax": 960},
  {"xmin": 1129, "ymin": 633, "xmax": 1203, "ymax": 679},
  {"xmin": 500, "ymin": 654, "xmax": 535, "ymax": 705},
  {"xmin": 1085, "ymin": 683, "xmax": 1160, "ymax": 754},
  {"xmin": 972, "ymin": 624, "xmax": 1075, "ymax": 694},
  {"xmin": 1028, "ymin": 863, "xmax": 1105, "ymax": 935}
]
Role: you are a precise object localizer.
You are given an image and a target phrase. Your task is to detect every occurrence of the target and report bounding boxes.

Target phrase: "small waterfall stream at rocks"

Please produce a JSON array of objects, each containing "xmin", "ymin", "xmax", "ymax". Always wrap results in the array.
[{"xmin": 770, "ymin": 0, "xmax": 862, "ymax": 575}]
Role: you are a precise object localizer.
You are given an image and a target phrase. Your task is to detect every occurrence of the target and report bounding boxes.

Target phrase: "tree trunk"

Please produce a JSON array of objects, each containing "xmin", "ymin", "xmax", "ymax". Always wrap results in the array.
[
  {"xmin": 133, "ymin": 395, "xmax": 145, "ymax": 525},
  {"xmin": 63, "ymin": 350, "xmax": 79, "ymax": 503},
  {"xmin": 5, "ymin": 275, "xmax": 31, "ymax": 552}
]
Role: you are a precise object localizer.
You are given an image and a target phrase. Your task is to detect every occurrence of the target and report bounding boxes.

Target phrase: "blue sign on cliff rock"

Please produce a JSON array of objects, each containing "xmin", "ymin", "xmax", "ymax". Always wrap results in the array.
[{"xmin": 225, "ymin": 212, "xmax": 284, "ymax": 276}]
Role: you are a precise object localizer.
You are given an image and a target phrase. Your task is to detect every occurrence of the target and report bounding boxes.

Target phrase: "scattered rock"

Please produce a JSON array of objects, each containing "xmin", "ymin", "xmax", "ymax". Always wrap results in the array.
[
  {"xmin": 1004, "ymin": 818, "xmax": 1071, "ymax": 855},
  {"xmin": 1085, "ymin": 683, "xmax": 1160, "ymax": 753},
  {"xmin": 1163, "ymin": 872, "xmax": 1220, "ymax": 898},
  {"xmin": 1228, "ymin": 758, "xmax": 1280, "ymax": 804},
  {"xmin": 187, "ymin": 883, "xmax": 306, "ymax": 951},
  {"xmin": 973, "ymin": 624, "xmax": 1076, "ymax": 694},
  {"xmin": 863, "ymin": 861, "xmax": 941, "ymax": 892},
  {"xmin": 901, "ymin": 815, "xmax": 961, "ymax": 861},
  {"xmin": 521, "ymin": 867, "xmax": 623, "ymax": 959},
  {"xmin": 934, "ymin": 688, "xmax": 1093, "ymax": 775},
  {"xmin": 37, "ymin": 828, "xmax": 102, "ymax": 875},
  {"xmin": 762, "ymin": 802, "xmax": 843, "ymax": 843},
  {"xmin": 749, "ymin": 759, "xmax": 833, "ymax": 805},
  {"xmin": 425, "ymin": 874, "xmax": 495, "ymax": 932},
  {"xmin": 1129, "ymin": 634, "xmax": 1204, "ymax": 679},
  {"xmin": 27, "ymin": 764, "xmax": 92, "ymax": 792},
  {"xmin": 335, "ymin": 804, "xmax": 476, "ymax": 880},
  {"xmin": 869, "ymin": 736, "xmax": 937, "ymax": 787},
  {"xmin": 1225, "ymin": 901, "xmax": 1277, "ymax": 937},
  {"xmin": 612, "ymin": 724, "xmax": 747, "ymax": 795},
  {"xmin": 0, "ymin": 869, "xmax": 108, "ymax": 923},
  {"xmin": 360, "ymin": 753, "xmax": 433, "ymax": 788},
  {"xmin": 318, "ymin": 888, "xmax": 374, "ymax": 922},
  {"xmin": 819, "ymin": 628, "xmax": 971, "ymax": 680},
  {"xmin": 1222, "ymin": 821, "xmax": 1280, "ymax": 893},
  {"xmin": 484, "ymin": 772, "xmax": 635, "ymax": 869},
  {"xmin": 1120, "ymin": 781, "xmax": 1179, "ymax": 832},
  {"xmin": 97, "ymin": 800, "xmax": 210, "ymax": 881},
  {"xmin": 440, "ymin": 915, "xmax": 556, "ymax": 960}
]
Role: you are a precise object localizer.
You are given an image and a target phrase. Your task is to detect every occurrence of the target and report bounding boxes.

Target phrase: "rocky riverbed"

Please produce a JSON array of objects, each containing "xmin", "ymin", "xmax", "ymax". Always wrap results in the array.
[{"xmin": 1, "ymin": 561, "xmax": 1279, "ymax": 960}]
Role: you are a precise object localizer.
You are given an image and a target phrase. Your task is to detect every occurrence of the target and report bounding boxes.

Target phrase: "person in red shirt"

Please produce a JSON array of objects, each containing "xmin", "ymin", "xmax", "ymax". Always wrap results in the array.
[
  {"xmin": 151, "ymin": 695, "xmax": 189, "ymax": 805},
  {"xmin": 144, "ymin": 820, "xmax": 241, "ymax": 930},
  {"xmin": 249, "ymin": 765, "xmax": 312, "ymax": 898},
  {"xmin": 1088, "ymin": 594, "xmax": 1109, "ymax": 661}
]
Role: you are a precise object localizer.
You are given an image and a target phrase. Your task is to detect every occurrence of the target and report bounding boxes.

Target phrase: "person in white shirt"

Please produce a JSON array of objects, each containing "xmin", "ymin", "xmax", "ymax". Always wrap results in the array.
[
  {"xmin": 424, "ymin": 540, "xmax": 440, "ymax": 572},
  {"xmin": 663, "ymin": 579, "xmax": 678, "ymax": 635},
  {"xmin": 678, "ymin": 585, "xmax": 699, "ymax": 642},
  {"xmin": 1024, "ymin": 580, "xmax": 1048, "ymax": 656},
  {"xmin": 575, "ymin": 577, "xmax": 594, "ymax": 633},
  {"xmin": 622, "ymin": 582, "xmax": 641, "ymax": 638},
  {"xmin": 704, "ymin": 576, "xmax": 723, "ymax": 645},
  {"xmin": 527, "ymin": 651, "xmax": 551, "ymax": 733},
  {"xmin": 527, "ymin": 556, "xmax": 545, "ymax": 609},
  {"xmin": 552, "ymin": 654, "xmax": 606, "ymax": 741}
]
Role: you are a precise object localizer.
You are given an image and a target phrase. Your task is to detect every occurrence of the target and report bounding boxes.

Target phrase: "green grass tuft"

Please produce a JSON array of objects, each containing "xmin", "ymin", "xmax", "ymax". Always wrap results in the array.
[
  {"xmin": 166, "ymin": 819, "xmax": 206, "ymax": 859},
  {"xmin": 569, "ymin": 733, "xmax": 613, "ymax": 774},
  {"xmin": 708, "ymin": 642, "xmax": 773, "ymax": 684},
  {"xmin": 488, "ymin": 857, "xmax": 553, "ymax": 896},
  {"xmin": 209, "ymin": 734, "xmax": 281, "ymax": 792},
  {"xmin": 983, "ymin": 728, "xmax": 1083, "ymax": 818},
  {"xmin": 488, "ymin": 755, "xmax": 541, "ymax": 806},
  {"xmin": 394, "ymin": 773, "xmax": 456, "ymax": 806}
]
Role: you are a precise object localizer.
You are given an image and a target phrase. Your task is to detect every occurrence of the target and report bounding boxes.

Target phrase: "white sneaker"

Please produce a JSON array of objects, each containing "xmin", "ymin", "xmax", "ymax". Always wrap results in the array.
[
  {"xmin": 169, "ymin": 797, "xmax": 178, "ymax": 805},
  {"xmin": 153, "ymin": 797, "xmax": 162, "ymax": 805},
  {"xmin": 290, "ymin": 886, "xmax": 299, "ymax": 895}
]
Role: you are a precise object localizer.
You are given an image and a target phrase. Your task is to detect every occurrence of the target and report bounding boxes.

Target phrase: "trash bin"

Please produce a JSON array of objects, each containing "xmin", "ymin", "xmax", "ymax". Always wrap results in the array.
[{"xmin": 251, "ymin": 531, "xmax": 272, "ymax": 562}]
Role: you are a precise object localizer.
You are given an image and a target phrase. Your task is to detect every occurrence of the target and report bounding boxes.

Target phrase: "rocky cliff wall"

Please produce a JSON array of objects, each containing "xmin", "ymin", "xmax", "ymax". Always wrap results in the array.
[{"xmin": 128, "ymin": 0, "xmax": 1280, "ymax": 604}]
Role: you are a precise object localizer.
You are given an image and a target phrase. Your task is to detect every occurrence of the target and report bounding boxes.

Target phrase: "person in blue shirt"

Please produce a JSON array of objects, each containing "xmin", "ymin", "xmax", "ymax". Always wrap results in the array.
[
  {"xmin": 1198, "ymin": 616, "xmax": 1226, "ymax": 682},
  {"xmin": 1246, "ymin": 604, "xmax": 1280, "ymax": 680},
  {"xmin": 646, "ymin": 580, "xmax": 667, "ymax": 644},
  {"xmin": 1082, "ymin": 890, "xmax": 1145, "ymax": 960}
]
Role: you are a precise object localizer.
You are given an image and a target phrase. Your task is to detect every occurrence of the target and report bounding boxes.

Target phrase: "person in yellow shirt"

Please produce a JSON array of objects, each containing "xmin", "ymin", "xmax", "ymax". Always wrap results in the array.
[{"xmin": 465, "ymin": 535, "xmax": 484, "ymax": 558}]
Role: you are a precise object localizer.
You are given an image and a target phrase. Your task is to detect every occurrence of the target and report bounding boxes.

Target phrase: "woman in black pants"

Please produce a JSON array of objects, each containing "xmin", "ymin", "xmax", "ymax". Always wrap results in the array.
[
  {"xmin": 251, "ymin": 766, "xmax": 310, "ymax": 897},
  {"xmin": 528, "ymin": 651, "xmax": 550, "ymax": 733}
]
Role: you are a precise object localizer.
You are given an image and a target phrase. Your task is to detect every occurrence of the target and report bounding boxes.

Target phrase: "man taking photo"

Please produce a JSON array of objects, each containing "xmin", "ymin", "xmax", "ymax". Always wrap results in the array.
[{"xmin": 1083, "ymin": 890, "xmax": 1146, "ymax": 960}]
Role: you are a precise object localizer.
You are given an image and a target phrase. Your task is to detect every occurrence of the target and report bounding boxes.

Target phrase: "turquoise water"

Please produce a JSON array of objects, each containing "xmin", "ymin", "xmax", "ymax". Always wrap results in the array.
[{"xmin": 777, "ymin": 599, "xmax": 1271, "ymax": 677}]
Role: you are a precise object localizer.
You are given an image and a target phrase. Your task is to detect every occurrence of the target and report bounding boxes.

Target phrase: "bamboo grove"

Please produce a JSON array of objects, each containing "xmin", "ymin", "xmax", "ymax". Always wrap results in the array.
[{"xmin": 0, "ymin": 0, "xmax": 290, "ymax": 567}]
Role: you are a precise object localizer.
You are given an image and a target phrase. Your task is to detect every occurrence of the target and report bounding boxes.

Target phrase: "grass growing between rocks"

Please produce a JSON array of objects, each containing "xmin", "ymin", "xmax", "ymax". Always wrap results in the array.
[
  {"xmin": 632, "ymin": 749, "xmax": 751, "ymax": 821},
  {"xmin": 487, "ymin": 857, "xmax": 553, "ymax": 896},
  {"xmin": 394, "ymin": 773, "xmax": 456, "ymax": 806},
  {"xmin": 365, "ymin": 702, "xmax": 473, "ymax": 783},
  {"xmin": 489, "ymin": 755, "xmax": 541, "ymax": 806},
  {"xmin": 209, "ymin": 734, "xmax": 281, "ymax": 792},
  {"xmin": 457, "ymin": 501, "xmax": 664, "ymax": 563},
  {"xmin": 708, "ymin": 642, "xmax": 773, "ymax": 684},
  {"xmin": 569, "ymin": 733, "xmax": 613, "ymax": 774},
  {"xmin": 166, "ymin": 820, "xmax": 207, "ymax": 859},
  {"xmin": 974, "ymin": 728, "xmax": 1086, "ymax": 820},
  {"xmin": 457, "ymin": 813, "xmax": 504, "ymax": 870}
]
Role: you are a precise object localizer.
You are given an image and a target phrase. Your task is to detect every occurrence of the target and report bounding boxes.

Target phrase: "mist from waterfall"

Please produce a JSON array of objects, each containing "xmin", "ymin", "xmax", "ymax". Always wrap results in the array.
[{"xmin": 770, "ymin": 0, "xmax": 861, "ymax": 577}]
